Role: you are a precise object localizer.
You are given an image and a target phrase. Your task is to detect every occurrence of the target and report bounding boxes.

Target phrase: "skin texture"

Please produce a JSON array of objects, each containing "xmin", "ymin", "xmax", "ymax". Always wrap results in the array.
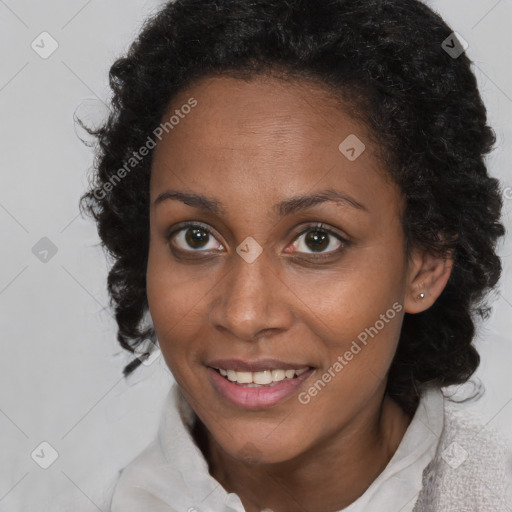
[{"xmin": 146, "ymin": 75, "xmax": 454, "ymax": 512}]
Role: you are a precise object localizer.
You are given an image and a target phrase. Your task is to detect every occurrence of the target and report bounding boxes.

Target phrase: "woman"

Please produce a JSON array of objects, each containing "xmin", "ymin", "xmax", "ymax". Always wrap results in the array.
[{"xmin": 80, "ymin": 0, "xmax": 512, "ymax": 510}]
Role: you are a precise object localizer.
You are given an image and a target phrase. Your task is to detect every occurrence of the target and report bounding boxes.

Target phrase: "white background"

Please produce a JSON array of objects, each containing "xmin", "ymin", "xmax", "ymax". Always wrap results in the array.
[{"xmin": 0, "ymin": 0, "xmax": 511, "ymax": 510}]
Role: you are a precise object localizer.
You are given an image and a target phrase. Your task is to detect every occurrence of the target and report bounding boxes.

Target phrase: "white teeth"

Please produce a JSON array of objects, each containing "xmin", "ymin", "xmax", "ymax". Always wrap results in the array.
[
  {"xmin": 271, "ymin": 369, "xmax": 285, "ymax": 381},
  {"xmin": 235, "ymin": 371, "xmax": 253, "ymax": 384},
  {"xmin": 215, "ymin": 367, "xmax": 310, "ymax": 385},
  {"xmin": 253, "ymin": 370, "xmax": 273, "ymax": 385}
]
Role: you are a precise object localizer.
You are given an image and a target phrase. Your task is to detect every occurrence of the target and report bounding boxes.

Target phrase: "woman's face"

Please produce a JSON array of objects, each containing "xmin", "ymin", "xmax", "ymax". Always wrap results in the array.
[{"xmin": 147, "ymin": 75, "xmax": 421, "ymax": 464}]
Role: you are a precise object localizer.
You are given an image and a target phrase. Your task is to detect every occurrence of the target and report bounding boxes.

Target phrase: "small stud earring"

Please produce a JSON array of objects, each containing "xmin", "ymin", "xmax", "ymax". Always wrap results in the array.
[{"xmin": 418, "ymin": 292, "xmax": 426, "ymax": 300}]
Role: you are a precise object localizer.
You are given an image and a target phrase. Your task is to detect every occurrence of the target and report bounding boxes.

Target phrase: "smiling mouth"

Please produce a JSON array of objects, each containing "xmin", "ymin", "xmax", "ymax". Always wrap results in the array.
[{"xmin": 211, "ymin": 367, "xmax": 311, "ymax": 387}]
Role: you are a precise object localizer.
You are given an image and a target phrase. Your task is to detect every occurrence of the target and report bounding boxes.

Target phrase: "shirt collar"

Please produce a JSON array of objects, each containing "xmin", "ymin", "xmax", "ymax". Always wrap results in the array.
[
  {"xmin": 341, "ymin": 385, "xmax": 444, "ymax": 512},
  {"xmin": 113, "ymin": 383, "xmax": 444, "ymax": 512},
  {"xmin": 161, "ymin": 384, "xmax": 444, "ymax": 512}
]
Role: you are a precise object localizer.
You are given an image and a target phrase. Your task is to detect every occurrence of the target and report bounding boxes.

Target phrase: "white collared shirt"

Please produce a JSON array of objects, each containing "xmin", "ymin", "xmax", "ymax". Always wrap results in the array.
[{"xmin": 109, "ymin": 384, "xmax": 445, "ymax": 512}]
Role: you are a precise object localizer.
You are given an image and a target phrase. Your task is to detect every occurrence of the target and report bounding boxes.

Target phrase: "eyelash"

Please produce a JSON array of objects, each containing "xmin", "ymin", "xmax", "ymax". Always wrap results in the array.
[{"xmin": 165, "ymin": 221, "xmax": 350, "ymax": 261}]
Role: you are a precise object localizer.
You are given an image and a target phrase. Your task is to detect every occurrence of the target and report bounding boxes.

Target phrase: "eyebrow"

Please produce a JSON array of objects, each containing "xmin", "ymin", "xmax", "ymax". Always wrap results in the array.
[{"xmin": 153, "ymin": 188, "xmax": 368, "ymax": 217}]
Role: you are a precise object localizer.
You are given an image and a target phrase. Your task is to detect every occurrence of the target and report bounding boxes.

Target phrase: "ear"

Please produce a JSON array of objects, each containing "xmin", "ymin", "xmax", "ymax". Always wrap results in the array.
[{"xmin": 403, "ymin": 245, "xmax": 454, "ymax": 314}]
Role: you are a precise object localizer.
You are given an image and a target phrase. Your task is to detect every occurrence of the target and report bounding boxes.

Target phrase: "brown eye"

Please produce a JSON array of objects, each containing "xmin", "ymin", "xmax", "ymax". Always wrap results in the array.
[
  {"xmin": 304, "ymin": 229, "xmax": 330, "ymax": 252},
  {"xmin": 166, "ymin": 221, "xmax": 348, "ymax": 259},
  {"xmin": 184, "ymin": 226, "xmax": 210, "ymax": 249},
  {"xmin": 167, "ymin": 223, "xmax": 223, "ymax": 252},
  {"xmin": 291, "ymin": 223, "xmax": 347, "ymax": 257}
]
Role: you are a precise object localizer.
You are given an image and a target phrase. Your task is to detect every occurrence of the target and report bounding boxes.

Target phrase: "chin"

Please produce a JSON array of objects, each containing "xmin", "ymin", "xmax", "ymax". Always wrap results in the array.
[{"xmin": 216, "ymin": 429, "xmax": 307, "ymax": 466}]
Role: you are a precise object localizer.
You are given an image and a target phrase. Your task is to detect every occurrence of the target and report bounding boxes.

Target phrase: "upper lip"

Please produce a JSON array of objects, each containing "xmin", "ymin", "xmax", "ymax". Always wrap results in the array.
[{"xmin": 207, "ymin": 358, "xmax": 312, "ymax": 372}]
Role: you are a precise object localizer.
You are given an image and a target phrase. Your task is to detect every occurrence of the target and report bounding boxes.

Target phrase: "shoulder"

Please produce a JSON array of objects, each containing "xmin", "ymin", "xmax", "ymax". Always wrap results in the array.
[
  {"xmin": 109, "ymin": 438, "xmax": 173, "ymax": 509},
  {"xmin": 49, "ymin": 468, "xmax": 120, "ymax": 512},
  {"xmin": 414, "ymin": 389, "xmax": 512, "ymax": 512}
]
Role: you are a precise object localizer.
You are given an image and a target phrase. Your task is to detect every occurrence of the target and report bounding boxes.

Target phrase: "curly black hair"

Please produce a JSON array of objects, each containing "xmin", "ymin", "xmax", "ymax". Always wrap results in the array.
[{"xmin": 79, "ymin": 0, "xmax": 506, "ymax": 415}]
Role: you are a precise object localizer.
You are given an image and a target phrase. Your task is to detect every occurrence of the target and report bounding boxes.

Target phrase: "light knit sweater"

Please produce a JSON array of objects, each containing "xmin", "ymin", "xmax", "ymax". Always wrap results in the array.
[
  {"xmin": 412, "ymin": 392, "xmax": 512, "ymax": 511},
  {"xmin": 105, "ymin": 382, "xmax": 512, "ymax": 512}
]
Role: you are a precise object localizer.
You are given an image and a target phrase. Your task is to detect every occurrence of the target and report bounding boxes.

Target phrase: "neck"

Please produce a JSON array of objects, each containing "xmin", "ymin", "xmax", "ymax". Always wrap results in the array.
[{"xmin": 199, "ymin": 392, "xmax": 413, "ymax": 512}]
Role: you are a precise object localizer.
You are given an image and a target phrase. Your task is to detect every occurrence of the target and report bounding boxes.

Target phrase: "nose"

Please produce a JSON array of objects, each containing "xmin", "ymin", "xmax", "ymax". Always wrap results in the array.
[{"xmin": 208, "ymin": 249, "xmax": 294, "ymax": 342}]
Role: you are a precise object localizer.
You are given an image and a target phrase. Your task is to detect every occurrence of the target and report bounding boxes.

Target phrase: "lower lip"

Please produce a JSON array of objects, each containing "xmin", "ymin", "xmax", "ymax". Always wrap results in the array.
[{"xmin": 207, "ymin": 367, "xmax": 315, "ymax": 410}]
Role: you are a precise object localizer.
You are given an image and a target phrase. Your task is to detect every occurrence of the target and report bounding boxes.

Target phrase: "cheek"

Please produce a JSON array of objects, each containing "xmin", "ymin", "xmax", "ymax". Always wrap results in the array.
[
  {"xmin": 285, "ymin": 251, "xmax": 405, "ymax": 388},
  {"xmin": 282, "ymin": 256, "xmax": 404, "ymax": 341},
  {"xmin": 145, "ymin": 247, "xmax": 206, "ymax": 373},
  {"xmin": 146, "ymin": 235, "xmax": 210, "ymax": 324},
  {"xmin": 297, "ymin": 311, "xmax": 403, "ymax": 430}
]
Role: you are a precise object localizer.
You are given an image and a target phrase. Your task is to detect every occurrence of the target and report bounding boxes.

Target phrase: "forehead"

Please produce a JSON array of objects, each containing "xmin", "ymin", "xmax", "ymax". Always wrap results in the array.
[
  {"xmin": 159, "ymin": 74, "xmax": 360, "ymax": 153},
  {"xmin": 150, "ymin": 75, "xmax": 401, "ymax": 217}
]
